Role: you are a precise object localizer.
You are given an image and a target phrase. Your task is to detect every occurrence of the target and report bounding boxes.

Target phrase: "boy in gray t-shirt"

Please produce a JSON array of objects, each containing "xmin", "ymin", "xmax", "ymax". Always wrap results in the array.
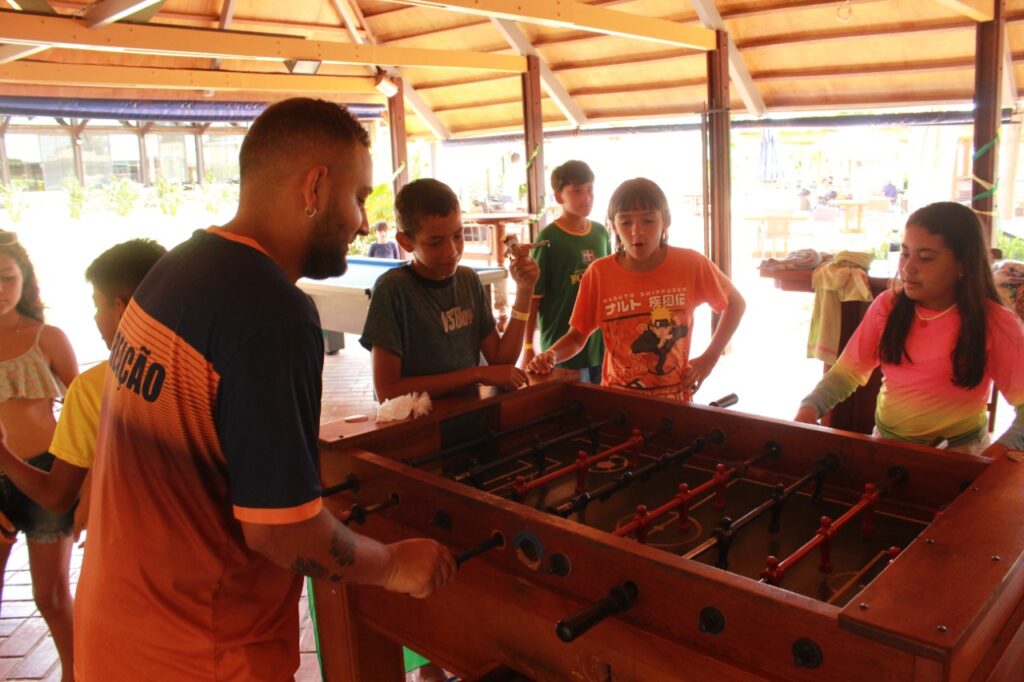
[{"xmin": 360, "ymin": 178, "xmax": 539, "ymax": 401}]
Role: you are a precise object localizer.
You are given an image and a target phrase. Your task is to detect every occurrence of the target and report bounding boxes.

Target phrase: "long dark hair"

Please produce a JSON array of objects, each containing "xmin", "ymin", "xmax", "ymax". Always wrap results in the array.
[
  {"xmin": 879, "ymin": 202, "xmax": 1000, "ymax": 388},
  {"xmin": 0, "ymin": 231, "xmax": 44, "ymax": 323}
]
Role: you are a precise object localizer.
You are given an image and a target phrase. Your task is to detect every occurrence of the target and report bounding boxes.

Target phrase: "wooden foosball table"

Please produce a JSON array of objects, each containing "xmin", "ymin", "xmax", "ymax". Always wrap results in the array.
[{"xmin": 312, "ymin": 373, "xmax": 1024, "ymax": 681}]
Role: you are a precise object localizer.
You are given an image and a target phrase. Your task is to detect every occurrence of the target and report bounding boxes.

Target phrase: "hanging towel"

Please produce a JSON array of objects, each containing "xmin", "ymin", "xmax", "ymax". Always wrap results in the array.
[{"xmin": 807, "ymin": 251, "xmax": 875, "ymax": 364}]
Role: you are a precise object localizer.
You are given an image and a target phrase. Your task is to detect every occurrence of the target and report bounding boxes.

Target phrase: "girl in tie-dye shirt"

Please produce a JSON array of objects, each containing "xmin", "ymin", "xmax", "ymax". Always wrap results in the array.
[{"xmin": 797, "ymin": 202, "xmax": 1024, "ymax": 457}]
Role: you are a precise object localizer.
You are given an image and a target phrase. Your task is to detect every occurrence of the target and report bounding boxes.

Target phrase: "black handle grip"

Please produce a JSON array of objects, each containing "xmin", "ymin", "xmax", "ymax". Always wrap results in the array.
[
  {"xmin": 321, "ymin": 473, "xmax": 360, "ymax": 498},
  {"xmin": 555, "ymin": 581, "xmax": 638, "ymax": 643},
  {"xmin": 709, "ymin": 393, "xmax": 738, "ymax": 408},
  {"xmin": 455, "ymin": 532, "xmax": 504, "ymax": 568}
]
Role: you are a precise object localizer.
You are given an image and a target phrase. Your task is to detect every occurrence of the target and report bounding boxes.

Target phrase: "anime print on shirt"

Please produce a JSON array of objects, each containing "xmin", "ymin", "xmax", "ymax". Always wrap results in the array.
[{"xmin": 570, "ymin": 248, "xmax": 730, "ymax": 400}]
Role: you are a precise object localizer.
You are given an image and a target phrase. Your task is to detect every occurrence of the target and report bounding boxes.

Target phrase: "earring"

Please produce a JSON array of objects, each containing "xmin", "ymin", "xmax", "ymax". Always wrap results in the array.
[{"xmin": 304, "ymin": 206, "xmax": 317, "ymax": 219}]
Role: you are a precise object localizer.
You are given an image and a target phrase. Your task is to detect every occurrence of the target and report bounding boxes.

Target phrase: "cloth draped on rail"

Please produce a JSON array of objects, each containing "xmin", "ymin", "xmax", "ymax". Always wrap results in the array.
[{"xmin": 807, "ymin": 251, "xmax": 875, "ymax": 364}]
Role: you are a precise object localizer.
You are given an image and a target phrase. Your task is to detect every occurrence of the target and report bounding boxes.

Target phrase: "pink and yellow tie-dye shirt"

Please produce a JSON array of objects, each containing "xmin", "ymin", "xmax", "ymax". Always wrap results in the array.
[
  {"xmin": 569, "ymin": 248, "xmax": 730, "ymax": 400},
  {"xmin": 807, "ymin": 289, "xmax": 1024, "ymax": 444}
]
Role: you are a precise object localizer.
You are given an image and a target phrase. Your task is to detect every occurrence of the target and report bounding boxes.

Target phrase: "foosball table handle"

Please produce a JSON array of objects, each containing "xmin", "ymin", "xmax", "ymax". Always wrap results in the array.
[
  {"xmin": 709, "ymin": 393, "xmax": 739, "ymax": 408},
  {"xmin": 555, "ymin": 581, "xmax": 639, "ymax": 643}
]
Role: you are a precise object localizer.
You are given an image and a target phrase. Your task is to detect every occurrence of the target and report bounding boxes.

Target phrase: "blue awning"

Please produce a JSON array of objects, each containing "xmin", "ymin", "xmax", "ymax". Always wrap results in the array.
[{"xmin": 0, "ymin": 96, "xmax": 384, "ymax": 122}]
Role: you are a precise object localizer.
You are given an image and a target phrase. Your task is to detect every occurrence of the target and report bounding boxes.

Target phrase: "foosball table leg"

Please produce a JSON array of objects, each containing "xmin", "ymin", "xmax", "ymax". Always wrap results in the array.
[{"xmin": 312, "ymin": 581, "xmax": 405, "ymax": 682}]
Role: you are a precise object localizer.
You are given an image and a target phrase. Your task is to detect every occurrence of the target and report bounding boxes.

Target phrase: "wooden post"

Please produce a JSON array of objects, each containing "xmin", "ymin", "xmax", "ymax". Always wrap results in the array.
[
  {"xmin": 389, "ymin": 78, "xmax": 409, "ymax": 196},
  {"xmin": 0, "ymin": 117, "xmax": 10, "ymax": 187},
  {"xmin": 71, "ymin": 118, "xmax": 88, "ymax": 185},
  {"xmin": 312, "ymin": 581, "xmax": 404, "ymax": 682},
  {"xmin": 137, "ymin": 123, "xmax": 153, "ymax": 186},
  {"xmin": 194, "ymin": 123, "xmax": 210, "ymax": 184},
  {"xmin": 972, "ymin": 1, "xmax": 1004, "ymax": 246},
  {"xmin": 521, "ymin": 54, "xmax": 544, "ymax": 241},
  {"xmin": 706, "ymin": 30, "xmax": 732, "ymax": 277}
]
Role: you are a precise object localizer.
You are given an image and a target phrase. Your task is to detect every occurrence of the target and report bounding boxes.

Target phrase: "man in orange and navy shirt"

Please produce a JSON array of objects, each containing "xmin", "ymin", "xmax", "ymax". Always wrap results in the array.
[{"xmin": 74, "ymin": 99, "xmax": 456, "ymax": 681}]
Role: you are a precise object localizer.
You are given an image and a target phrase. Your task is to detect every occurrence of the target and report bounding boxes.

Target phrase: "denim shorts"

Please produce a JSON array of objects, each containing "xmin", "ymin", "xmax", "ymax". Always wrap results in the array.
[{"xmin": 0, "ymin": 453, "xmax": 76, "ymax": 543}]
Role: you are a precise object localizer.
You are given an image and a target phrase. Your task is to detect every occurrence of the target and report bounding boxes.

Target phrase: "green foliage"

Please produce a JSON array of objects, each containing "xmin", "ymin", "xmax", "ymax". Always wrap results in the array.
[
  {"xmin": 155, "ymin": 177, "xmax": 184, "ymax": 216},
  {"xmin": 997, "ymin": 230, "xmax": 1024, "ymax": 261},
  {"xmin": 202, "ymin": 182, "xmax": 237, "ymax": 214},
  {"xmin": 104, "ymin": 176, "xmax": 140, "ymax": 217},
  {"xmin": 352, "ymin": 182, "xmax": 397, "ymax": 255},
  {"xmin": 0, "ymin": 182, "xmax": 28, "ymax": 223},
  {"xmin": 62, "ymin": 176, "xmax": 88, "ymax": 219}
]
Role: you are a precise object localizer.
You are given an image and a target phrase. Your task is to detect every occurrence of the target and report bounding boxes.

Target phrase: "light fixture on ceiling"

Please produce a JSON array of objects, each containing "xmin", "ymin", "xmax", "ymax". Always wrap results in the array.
[
  {"xmin": 374, "ymin": 72, "xmax": 399, "ymax": 98},
  {"xmin": 284, "ymin": 59, "xmax": 322, "ymax": 75}
]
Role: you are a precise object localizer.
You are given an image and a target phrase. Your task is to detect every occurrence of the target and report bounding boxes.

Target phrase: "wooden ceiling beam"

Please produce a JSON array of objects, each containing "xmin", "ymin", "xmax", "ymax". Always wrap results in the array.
[
  {"xmin": 384, "ymin": 0, "xmax": 716, "ymax": 50},
  {"xmin": 84, "ymin": 0, "xmax": 167, "ymax": 29},
  {"xmin": 0, "ymin": 10, "xmax": 526, "ymax": 73},
  {"xmin": 328, "ymin": 0, "xmax": 451, "ymax": 141},
  {"xmin": 689, "ymin": 0, "xmax": 765, "ymax": 117},
  {"xmin": 931, "ymin": 0, "xmax": 994, "ymax": 22},
  {"xmin": 0, "ymin": 60, "xmax": 378, "ymax": 93},
  {"xmin": 490, "ymin": 18, "xmax": 587, "ymax": 128},
  {"xmin": 0, "ymin": 43, "xmax": 47, "ymax": 64},
  {"xmin": 210, "ymin": 0, "xmax": 237, "ymax": 70}
]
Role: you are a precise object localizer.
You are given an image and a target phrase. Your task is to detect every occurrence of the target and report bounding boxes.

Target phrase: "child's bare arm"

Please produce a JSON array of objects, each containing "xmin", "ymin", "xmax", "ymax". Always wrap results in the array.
[
  {"xmin": 372, "ymin": 345, "xmax": 527, "ymax": 402},
  {"xmin": 484, "ymin": 251, "xmax": 539, "ymax": 366},
  {"xmin": 684, "ymin": 286, "xmax": 746, "ymax": 393},
  {"xmin": 0, "ymin": 423, "xmax": 88, "ymax": 514},
  {"xmin": 526, "ymin": 327, "xmax": 589, "ymax": 374}
]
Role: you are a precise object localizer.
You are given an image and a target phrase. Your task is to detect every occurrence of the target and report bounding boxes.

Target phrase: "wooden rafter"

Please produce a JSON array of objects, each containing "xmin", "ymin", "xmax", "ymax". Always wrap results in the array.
[
  {"xmin": 329, "ymin": 0, "xmax": 451, "ymax": 139},
  {"xmin": 84, "ymin": 0, "xmax": 167, "ymax": 29},
  {"xmin": 210, "ymin": 0, "xmax": 237, "ymax": 71},
  {"xmin": 0, "ymin": 10, "xmax": 526, "ymax": 73},
  {"xmin": 689, "ymin": 0, "xmax": 765, "ymax": 117},
  {"xmin": 385, "ymin": 0, "xmax": 716, "ymax": 50},
  {"xmin": 0, "ymin": 43, "xmax": 47, "ymax": 64},
  {"xmin": 931, "ymin": 0, "xmax": 994, "ymax": 22},
  {"xmin": 491, "ymin": 18, "xmax": 588, "ymax": 128},
  {"xmin": 0, "ymin": 61, "xmax": 378, "ymax": 94}
]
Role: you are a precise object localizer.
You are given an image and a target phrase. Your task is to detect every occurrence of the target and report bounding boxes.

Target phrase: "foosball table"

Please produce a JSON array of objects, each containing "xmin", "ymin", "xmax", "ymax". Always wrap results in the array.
[{"xmin": 312, "ymin": 373, "xmax": 1024, "ymax": 681}]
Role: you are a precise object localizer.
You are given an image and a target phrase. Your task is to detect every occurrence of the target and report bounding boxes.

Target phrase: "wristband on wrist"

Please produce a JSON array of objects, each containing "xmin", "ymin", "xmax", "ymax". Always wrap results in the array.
[
  {"xmin": 510, "ymin": 308, "xmax": 529, "ymax": 322},
  {"xmin": 523, "ymin": 343, "xmax": 534, "ymax": 350}
]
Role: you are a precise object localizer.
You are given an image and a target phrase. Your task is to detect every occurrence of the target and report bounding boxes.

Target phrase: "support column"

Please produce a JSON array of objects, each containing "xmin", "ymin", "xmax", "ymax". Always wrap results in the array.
[
  {"xmin": 0, "ymin": 117, "xmax": 10, "ymax": 187},
  {"xmin": 521, "ymin": 54, "xmax": 544, "ymax": 241},
  {"xmin": 706, "ymin": 30, "xmax": 732, "ymax": 276},
  {"xmin": 194, "ymin": 124, "xmax": 210, "ymax": 184},
  {"xmin": 71, "ymin": 118, "xmax": 88, "ymax": 185},
  {"xmin": 137, "ymin": 123, "xmax": 153, "ymax": 186},
  {"xmin": 972, "ymin": 1, "xmax": 1004, "ymax": 245},
  {"xmin": 389, "ymin": 78, "xmax": 409, "ymax": 196}
]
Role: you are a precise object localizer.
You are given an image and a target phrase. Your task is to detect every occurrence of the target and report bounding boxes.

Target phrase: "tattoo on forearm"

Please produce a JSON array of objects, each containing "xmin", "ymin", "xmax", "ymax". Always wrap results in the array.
[
  {"xmin": 330, "ymin": 526, "xmax": 356, "ymax": 570},
  {"xmin": 289, "ymin": 527, "xmax": 356, "ymax": 582}
]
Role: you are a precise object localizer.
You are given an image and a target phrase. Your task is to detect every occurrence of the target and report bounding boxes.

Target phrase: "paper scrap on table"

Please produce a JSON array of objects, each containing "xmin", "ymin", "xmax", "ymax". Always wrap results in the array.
[{"xmin": 376, "ymin": 392, "xmax": 432, "ymax": 423}]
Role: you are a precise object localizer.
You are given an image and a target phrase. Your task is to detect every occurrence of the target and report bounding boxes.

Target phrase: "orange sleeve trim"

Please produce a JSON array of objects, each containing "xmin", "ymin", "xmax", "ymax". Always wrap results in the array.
[
  {"xmin": 206, "ymin": 227, "xmax": 271, "ymax": 258},
  {"xmin": 233, "ymin": 497, "xmax": 322, "ymax": 525}
]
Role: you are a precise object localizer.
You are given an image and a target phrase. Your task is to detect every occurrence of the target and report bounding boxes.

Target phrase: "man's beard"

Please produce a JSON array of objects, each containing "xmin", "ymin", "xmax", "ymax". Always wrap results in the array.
[{"xmin": 303, "ymin": 211, "xmax": 348, "ymax": 279}]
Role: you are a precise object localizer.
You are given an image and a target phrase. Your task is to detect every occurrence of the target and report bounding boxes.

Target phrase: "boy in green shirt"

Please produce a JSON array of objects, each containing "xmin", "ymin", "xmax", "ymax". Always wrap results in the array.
[{"xmin": 523, "ymin": 160, "xmax": 610, "ymax": 383}]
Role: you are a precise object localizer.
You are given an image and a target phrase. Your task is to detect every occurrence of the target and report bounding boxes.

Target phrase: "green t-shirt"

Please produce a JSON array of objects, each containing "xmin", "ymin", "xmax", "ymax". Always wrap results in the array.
[{"xmin": 532, "ymin": 220, "xmax": 610, "ymax": 370}]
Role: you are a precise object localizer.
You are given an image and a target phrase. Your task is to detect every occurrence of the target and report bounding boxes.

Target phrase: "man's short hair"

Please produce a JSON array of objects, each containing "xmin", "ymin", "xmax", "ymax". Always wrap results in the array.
[
  {"xmin": 86, "ymin": 238, "xmax": 167, "ymax": 302},
  {"xmin": 395, "ymin": 179, "xmax": 460, "ymax": 238},
  {"xmin": 239, "ymin": 98, "xmax": 371, "ymax": 182},
  {"xmin": 551, "ymin": 160, "xmax": 595, "ymax": 193}
]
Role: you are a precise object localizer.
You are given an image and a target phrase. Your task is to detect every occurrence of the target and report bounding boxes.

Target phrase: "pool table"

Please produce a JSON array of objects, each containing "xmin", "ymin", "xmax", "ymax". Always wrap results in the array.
[{"xmin": 298, "ymin": 256, "xmax": 507, "ymax": 352}]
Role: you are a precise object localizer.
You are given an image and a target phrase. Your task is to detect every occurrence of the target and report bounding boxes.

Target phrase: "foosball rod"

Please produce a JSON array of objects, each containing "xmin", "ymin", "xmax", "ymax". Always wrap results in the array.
[
  {"xmin": 682, "ymin": 453, "xmax": 840, "ymax": 564},
  {"xmin": 454, "ymin": 532, "xmax": 504, "ymax": 568},
  {"xmin": 454, "ymin": 411, "xmax": 628, "ymax": 486},
  {"xmin": 614, "ymin": 443, "xmax": 780, "ymax": 540},
  {"xmin": 341, "ymin": 492, "xmax": 400, "ymax": 526},
  {"xmin": 549, "ymin": 429, "xmax": 725, "ymax": 518},
  {"xmin": 511, "ymin": 420, "xmax": 673, "ymax": 499},
  {"xmin": 407, "ymin": 402, "xmax": 584, "ymax": 467},
  {"xmin": 761, "ymin": 467, "xmax": 908, "ymax": 585}
]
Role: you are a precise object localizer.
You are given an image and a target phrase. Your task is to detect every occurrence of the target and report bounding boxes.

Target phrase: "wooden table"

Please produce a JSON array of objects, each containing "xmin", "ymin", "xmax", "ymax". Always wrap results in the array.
[
  {"xmin": 832, "ymin": 200, "xmax": 866, "ymax": 233},
  {"xmin": 312, "ymin": 378, "xmax": 1024, "ymax": 681},
  {"xmin": 760, "ymin": 264, "xmax": 892, "ymax": 435}
]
